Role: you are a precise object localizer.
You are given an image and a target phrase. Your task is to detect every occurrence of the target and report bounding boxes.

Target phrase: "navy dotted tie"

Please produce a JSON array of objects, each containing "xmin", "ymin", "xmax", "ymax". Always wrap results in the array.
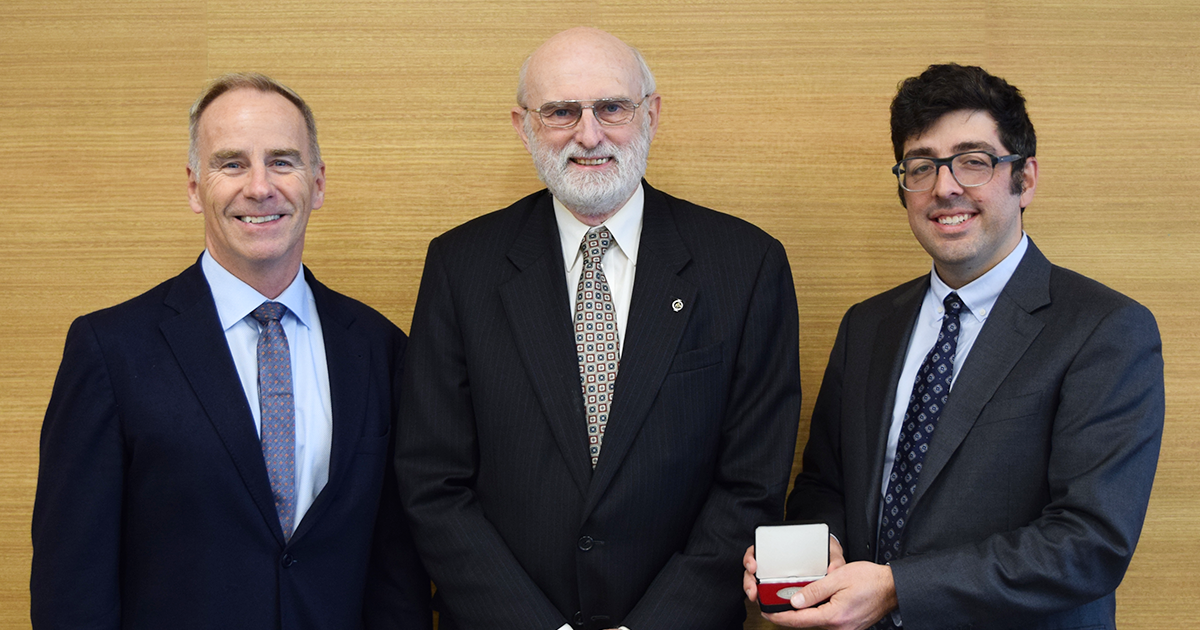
[
  {"xmin": 877, "ymin": 292, "xmax": 964, "ymax": 565},
  {"xmin": 575, "ymin": 227, "xmax": 619, "ymax": 468}
]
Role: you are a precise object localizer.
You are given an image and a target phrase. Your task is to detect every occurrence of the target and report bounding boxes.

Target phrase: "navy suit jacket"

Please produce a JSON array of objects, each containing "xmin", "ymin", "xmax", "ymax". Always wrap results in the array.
[
  {"xmin": 31, "ymin": 261, "xmax": 431, "ymax": 630},
  {"xmin": 788, "ymin": 240, "xmax": 1164, "ymax": 629},
  {"xmin": 396, "ymin": 183, "xmax": 802, "ymax": 630}
]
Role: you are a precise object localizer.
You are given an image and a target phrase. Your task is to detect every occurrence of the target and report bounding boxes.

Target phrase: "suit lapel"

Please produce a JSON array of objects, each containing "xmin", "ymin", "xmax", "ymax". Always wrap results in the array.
[
  {"xmin": 160, "ymin": 262, "xmax": 284, "ymax": 544},
  {"xmin": 289, "ymin": 269, "xmax": 370, "ymax": 541},
  {"xmin": 584, "ymin": 184, "xmax": 696, "ymax": 515},
  {"xmin": 911, "ymin": 241, "xmax": 1051, "ymax": 509},
  {"xmin": 863, "ymin": 279, "xmax": 925, "ymax": 535},
  {"xmin": 499, "ymin": 192, "xmax": 594, "ymax": 497}
]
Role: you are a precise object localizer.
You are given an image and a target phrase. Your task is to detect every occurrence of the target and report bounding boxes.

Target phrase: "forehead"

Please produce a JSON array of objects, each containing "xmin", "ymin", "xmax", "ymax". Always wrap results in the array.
[
  {"xmin": 903, "ymin": 110, "xmax": 1004, "ymax": 157},
  {"xmin": 525, "ymin": 39, "xmax": 642, "ymax": 104},
  {"xmin": 196, "ymin": 88, "xmax": 309, "ymax": 154}
]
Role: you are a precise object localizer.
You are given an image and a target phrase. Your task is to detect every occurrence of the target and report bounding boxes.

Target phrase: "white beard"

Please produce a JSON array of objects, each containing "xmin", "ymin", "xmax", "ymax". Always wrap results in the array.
[{"xmin": 526, "ymin": 115, "xmax": 651, "ymax": 218}]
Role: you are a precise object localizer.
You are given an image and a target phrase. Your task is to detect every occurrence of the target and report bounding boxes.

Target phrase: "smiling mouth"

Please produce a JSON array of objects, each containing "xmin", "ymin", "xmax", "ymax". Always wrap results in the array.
[
  {"xmin": 571, "ymin": 157, "xmax": 611, "ymax": 166},
  {"xmin": 238, "ymin": 215, "xmax": 282, "ymax": 224},
  {"xmin": 938, "ymin": 213, "xmax": 970, "ymax": 226}
]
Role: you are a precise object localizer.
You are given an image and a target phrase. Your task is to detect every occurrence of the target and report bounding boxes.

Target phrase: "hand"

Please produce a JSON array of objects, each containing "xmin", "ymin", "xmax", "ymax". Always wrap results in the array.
[
  {"xmin": 744, "ymin": 536, "xmax": 847, "ymax": 604},
  {"xmin": 761, "ymin": 561, "xmax": 897, "ymax": 630}
]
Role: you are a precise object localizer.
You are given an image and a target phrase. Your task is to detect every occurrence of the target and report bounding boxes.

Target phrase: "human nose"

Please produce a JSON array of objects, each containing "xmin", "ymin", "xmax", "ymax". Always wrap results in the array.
[
  {"xmin": 931, "ymin": 163, "xmax": 964, "ymax": 198},
  {"xmin": 572, "ymin": 108, "xmax": 606, "ymax": 149},
  {"xmin": 243, "ymin": 163, "xmax": 273, "ymax": 200}
]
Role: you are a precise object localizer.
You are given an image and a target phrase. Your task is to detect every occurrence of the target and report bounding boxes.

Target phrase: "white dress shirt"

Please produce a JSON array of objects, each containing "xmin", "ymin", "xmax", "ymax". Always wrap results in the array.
[
  {"xmin": 554, "ymin": 184, "xmax": 644, "ymax": 357},
  {"xmin": 201, "ymin": 251, "xmax": 332, "ymax": 527},
  {"xmin": 880, "ymin": 234, "xmax": 1029, "ymax": 502}
]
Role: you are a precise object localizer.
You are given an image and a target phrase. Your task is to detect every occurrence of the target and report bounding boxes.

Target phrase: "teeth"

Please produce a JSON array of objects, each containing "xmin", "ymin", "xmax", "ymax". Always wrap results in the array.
[
  {"xmin": 938, "ymin": 214, "xmax": 969, "ymax": 226},
  {"xmin": 239, "ymin": 215, "xmax": 281, "ymax": 224},
  {"xmin": 573, "ymin": 157, "xmax": 610, "ymax": 166}
]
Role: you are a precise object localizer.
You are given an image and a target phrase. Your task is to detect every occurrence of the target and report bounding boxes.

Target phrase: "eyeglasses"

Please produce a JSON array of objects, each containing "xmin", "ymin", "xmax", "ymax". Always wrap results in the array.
[
  {"xmin": 523, "ymin": 96, "xmax": 649, "ymax": 129},
  {"xmin": 892, "ymin": 151, "xmax": 1023, "ymax": 192}
]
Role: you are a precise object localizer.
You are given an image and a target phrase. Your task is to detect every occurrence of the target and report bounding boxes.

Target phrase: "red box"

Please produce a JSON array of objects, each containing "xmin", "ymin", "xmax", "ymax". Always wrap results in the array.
[{"xmin": 755, "ymin": 522, "xmax": 829, "ymax": 613}]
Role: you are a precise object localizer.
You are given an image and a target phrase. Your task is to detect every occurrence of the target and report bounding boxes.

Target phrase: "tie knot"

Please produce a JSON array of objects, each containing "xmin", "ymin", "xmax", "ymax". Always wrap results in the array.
[
  {"xmin": 580, "ymin": 226, "xmax": 614, "ymax": 266},
  {"xmin": 251, "ymin": 301, "xmax": 287, "ymax": 325},
  {"xmin": 943, "ymin": 292, "xmax": 963, "ymax": 316}
]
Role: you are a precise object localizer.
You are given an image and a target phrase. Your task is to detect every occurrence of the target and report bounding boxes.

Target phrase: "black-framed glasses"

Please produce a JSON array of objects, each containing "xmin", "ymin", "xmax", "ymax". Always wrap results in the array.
[
  {"xmin": 892, "ymin": 151, "xmax": 1023, "ymax": 192},
  {"xmin": 524, "ymin": 96, "xmax": 650, "ymax": 129}
]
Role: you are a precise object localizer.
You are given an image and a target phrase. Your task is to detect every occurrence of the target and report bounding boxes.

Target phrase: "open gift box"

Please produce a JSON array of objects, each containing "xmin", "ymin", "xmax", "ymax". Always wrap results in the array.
[{"xmin": 754, "ymin": 522, "xmax": 829, "ymax": 613}]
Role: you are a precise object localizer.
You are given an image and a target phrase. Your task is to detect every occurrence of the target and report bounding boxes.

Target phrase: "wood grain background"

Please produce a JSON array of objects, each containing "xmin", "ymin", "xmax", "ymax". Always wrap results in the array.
[{"xmin": 1, "ymin": 0, "xmax": 1196, "ymax": 626}]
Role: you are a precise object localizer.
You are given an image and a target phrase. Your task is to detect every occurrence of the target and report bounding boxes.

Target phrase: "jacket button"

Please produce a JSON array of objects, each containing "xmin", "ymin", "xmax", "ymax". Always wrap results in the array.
[
  {"xmin": 573, "ymin": 611, "xmax": 584, "ymax": 625},
  {"xmin": 578, "ymin": 536, "xmax": 594, "ymax": 551},
  {"xmin": 281, "ymin": 553, "xmax": 296, "ymax": 568}
]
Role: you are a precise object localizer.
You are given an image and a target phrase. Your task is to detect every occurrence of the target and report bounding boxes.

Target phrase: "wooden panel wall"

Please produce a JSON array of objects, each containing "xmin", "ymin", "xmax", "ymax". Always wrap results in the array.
[{"xmin": 2, "ymin": 0, "xmax": 1196, "ymax": 626}]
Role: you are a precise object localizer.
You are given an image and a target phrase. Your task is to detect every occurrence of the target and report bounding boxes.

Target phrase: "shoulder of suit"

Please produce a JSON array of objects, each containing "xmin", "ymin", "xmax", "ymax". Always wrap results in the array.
[
  {"xmin": 1044, "ymin": 262, "xmax": 1155, "ymax": 319},
  {"xmin": 306, "ymin": 269, "xmax": 403, "ymax": 338},
  {"xmin": 650, "ymin": 185, "xmax": 780, "ymax": 247},
  {"xmin": 435, "ymin": 188, "xmax": 549, "ymax": 247},
  {"xmin": 75, "ymin": 265, "xmax": 202, "ymax": 333}
]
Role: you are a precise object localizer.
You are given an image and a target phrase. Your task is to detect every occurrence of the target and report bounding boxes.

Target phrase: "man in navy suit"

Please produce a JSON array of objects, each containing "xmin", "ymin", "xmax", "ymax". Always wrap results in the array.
[
  {"xmin": 744, "ymin": 64, "xmax": 1164, "ymax": 629},
  {"xmin": 395, "ymin": 27, "xmax": 801, "ymax": 630},
  {"xmin": 31, "ymin": 73, "xmax": 431, "ymax": 629}
]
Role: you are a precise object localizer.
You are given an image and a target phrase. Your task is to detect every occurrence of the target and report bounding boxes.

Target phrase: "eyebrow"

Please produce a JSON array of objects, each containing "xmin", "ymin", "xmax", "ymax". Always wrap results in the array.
[
  {"xmin": 208, "ymin": 148, "xmax": 306, "ymax": 168},
  {"xmin": 903, "ymin": 140, "xmax": 998, "ymax": 159}
]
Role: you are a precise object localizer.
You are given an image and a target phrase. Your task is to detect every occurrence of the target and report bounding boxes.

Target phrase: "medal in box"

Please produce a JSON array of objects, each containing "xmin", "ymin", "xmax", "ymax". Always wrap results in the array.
[{"xmin": 755, "ymin": 522, "xmax": 829, "ymax": 613}]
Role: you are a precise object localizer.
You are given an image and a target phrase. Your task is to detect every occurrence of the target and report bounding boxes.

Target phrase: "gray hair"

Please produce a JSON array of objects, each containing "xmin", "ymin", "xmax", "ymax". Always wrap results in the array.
[{"xmin": 188, "ymin": 72, "xmax": 321, "ymax": 176}]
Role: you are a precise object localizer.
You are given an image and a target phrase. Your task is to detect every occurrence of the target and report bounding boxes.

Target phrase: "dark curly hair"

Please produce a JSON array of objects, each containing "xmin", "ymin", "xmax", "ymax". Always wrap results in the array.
[{"xmin": 890, "ymin": 64, "xmax": 1035, "ymax": 202}]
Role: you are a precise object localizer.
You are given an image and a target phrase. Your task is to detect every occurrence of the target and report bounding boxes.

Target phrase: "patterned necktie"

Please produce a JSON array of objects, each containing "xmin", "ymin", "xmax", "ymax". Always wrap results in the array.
[
  {"xmin": 251, "ymin": 301, "xmax": 297, "ymax": 540},
  {"xmin": 575, "ymin": 226, "xmax": 620, "ymax": 468},
  {"xmin": 877, "ymin": 292, "xmax": 964, "ymax": 565}
]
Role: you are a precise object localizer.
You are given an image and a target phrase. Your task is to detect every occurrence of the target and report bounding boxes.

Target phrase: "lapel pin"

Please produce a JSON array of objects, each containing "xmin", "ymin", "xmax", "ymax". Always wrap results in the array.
[{"xmin": 672, "ymin": 298, "xmax": 684, "ymax": 312}]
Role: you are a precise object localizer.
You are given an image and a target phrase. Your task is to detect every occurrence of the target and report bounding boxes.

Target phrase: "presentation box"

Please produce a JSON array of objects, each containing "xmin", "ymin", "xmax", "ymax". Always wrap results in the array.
[{"xmin": 755, "ymin": 522, "xmax": 829, "ymax": 613}]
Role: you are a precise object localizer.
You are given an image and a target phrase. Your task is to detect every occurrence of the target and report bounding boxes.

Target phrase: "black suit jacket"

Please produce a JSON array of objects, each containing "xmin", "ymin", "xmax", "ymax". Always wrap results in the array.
[
  {"xmin": 31, "ymin": 261, "xmax": 431, "ymax": 630},
  {"xmin": 396, "ymin": 183, "xmax": 801, "ymax": 630},
  {"xmin": 788, "ymin": 240, "xmax": 1164, "ymax": 629}
]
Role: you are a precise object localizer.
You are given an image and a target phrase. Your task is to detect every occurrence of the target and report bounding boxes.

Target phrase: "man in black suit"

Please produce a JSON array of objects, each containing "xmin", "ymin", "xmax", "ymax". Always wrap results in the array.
[
  {"xmin": 396, "ymin": 27, "xmax": 801, "ymax": 630},
  {"xmin": 31, "ymin": 73, "xmax": 431, "ymax": 629},
  {"xmin": 744, "ymin": 64, "xmax": 1164, "ymax": 629}
]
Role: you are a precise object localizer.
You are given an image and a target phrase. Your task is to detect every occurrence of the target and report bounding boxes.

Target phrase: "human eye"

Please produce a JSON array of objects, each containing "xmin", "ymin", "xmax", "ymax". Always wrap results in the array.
[
  {"xmin": 906, "ymin": 159, "xmax": 935, "ymax": 176},
  {"xmin": 956, "ymin": 153, "xmax": 992, "ymax": 171},
  {"xmin": 543, "ymin": 103, "xmax": 578, "ymax": 119}
]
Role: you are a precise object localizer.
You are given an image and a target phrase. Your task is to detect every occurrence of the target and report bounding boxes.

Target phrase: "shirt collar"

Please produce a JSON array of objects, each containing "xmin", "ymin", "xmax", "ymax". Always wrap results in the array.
[
  {"xmin": 554, "ymin": 183, "xmax": 644, "ymax": 270},
  {"xmin": 201, "ymin": 250, "xmax": 315, "ymax": 331},
  {"xmin": 929, "ymin": 233, "xmax": 1029, "ymax": 322}
]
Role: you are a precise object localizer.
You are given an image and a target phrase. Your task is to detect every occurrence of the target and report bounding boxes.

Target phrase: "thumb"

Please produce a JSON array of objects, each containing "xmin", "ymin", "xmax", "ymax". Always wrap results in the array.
[{"xmin": 790, "ymin": 575, "xmax": 834, "ymax": 610}]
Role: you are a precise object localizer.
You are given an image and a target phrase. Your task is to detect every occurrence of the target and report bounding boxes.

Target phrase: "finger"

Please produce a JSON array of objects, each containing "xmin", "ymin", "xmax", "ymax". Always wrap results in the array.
[
  {"xmin": 790, "ymin": 575, "xmax": 836, "ymax": 610},
  {"xmin": 744, "ymin": 544, "xmax": 757, "ymax": 573}
]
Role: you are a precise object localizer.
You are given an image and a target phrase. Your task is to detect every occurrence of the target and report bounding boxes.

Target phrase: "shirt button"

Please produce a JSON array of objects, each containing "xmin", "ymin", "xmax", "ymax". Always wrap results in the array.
[{"xmin": 578, "ymin": 535, "xmax": 594, "ymax": 551}]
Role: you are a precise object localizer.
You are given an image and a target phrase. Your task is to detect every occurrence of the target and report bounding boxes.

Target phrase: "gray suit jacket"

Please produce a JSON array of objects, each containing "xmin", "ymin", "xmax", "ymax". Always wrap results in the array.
[
  {"xmin": 396, "ymin": 183, "xmax": 801, "ymax": 630},
  {"xmin": 788, "ymin": 240, "xmax": 1163, "ymax": 629}
]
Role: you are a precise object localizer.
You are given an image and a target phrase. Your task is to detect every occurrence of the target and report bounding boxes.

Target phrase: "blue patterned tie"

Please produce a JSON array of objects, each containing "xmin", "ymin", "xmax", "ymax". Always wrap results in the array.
[
  {"xmin": 251, "ymin": 301, "xmax": 296, "ymax": 540},
  {"xmin": 877, "ymin": 292, "xmax": 964, "ymax": 565},
  {"xmin": 575, "ymin": 227, "xmax": 620, "ymax": 468}
]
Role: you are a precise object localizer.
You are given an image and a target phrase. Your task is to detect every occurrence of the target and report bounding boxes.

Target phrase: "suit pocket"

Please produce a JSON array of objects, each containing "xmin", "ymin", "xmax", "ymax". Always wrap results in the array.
[
  {"xmin": 974, "ymin": 390, "xmax": 1044, "ymax": 427},
  {"xmin": 667, "ymin": 342, "xmax": 723, "ymax": 374},
  {"xmin": 356, "ymin": 429, "xmax": 390, "ymax": 454}
]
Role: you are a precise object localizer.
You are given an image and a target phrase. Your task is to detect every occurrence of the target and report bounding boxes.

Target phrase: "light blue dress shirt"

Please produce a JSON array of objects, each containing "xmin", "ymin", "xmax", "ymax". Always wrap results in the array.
[
  {"xmin": 201, "ymin": 251, "xmax": 332, "ymax": 527},
  {"xmin": 879, "ymin": 234, "xmax": 1029, "ymax": 502}
]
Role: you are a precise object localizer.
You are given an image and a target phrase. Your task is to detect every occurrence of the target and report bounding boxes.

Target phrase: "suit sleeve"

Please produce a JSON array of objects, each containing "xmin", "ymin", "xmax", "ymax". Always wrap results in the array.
[
  {"xmin": 785, "ymin": 308, "xmax": 853, "ymax": 542},
  {"xmin": 364, "ymin": 331, "xmax": 434, "ymax": 630},
  {"xmin": 31, "ymin": 316, "xmax": 124, "ymax": 629},
  {"xmin": 890, "ymin": 301, "xmax": 1165, "ymax": 627},
  {"xmin": 622, "ymin": 238, "xmax": 802, "ymax": 629},
  {"xmin": 395, "ymin": 237, "xmax": 568, "ymax": 630}
]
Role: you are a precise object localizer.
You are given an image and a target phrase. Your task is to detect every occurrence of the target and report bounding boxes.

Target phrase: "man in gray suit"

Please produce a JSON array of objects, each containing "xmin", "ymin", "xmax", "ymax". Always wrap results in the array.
[
  {"xmin": 744, "ymin": 64, "xmax": 1163, "ymax": 629},
  {"xmin": 397, "ymin": 27, "xmax": 800, "ymax": 630}
]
